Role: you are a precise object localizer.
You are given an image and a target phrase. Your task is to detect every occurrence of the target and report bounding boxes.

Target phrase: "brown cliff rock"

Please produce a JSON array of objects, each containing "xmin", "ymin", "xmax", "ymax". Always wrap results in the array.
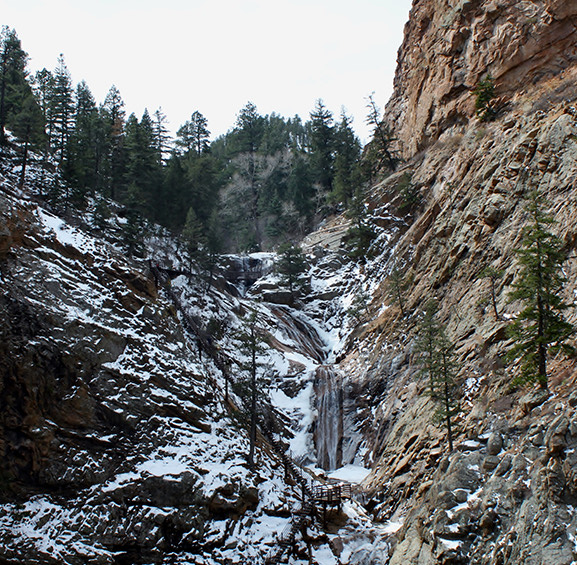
[{"xmin": 385, "ymin": 0, "xmax": 577, "ymax": 158}]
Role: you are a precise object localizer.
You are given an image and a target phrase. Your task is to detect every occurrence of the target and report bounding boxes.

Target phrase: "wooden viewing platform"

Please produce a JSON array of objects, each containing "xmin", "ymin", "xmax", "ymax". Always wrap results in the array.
[{"xmin": 311, "ymin": 483, "xmax": 352, "ymax": 505}]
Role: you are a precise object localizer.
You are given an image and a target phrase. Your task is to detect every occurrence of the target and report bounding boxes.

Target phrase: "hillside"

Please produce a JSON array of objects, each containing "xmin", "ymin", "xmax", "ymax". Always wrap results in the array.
[{"xmin": 0, "ymin": 148, "xmax": 388, "ymax": 563}]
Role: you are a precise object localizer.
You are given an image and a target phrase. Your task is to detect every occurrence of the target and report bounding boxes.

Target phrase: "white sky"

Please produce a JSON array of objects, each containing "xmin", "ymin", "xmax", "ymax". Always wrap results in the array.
[{"xmin": 2, "ymin": 0, "xmax": 411, "ymax": 143}]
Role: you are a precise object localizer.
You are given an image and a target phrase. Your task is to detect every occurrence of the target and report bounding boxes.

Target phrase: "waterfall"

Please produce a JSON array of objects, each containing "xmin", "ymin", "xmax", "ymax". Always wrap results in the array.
[{"xmin": 314, "ymin": 366, "xmax": 342, "ymax": 471}]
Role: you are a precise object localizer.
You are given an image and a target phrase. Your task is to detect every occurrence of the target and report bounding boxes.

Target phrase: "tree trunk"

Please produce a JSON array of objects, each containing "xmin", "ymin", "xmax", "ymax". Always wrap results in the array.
[
  {"xmin": 248, "ymin": 334, "xmax": 257, "ymax": 469},
  {"xmin": 18, "ymin": 129, "xmax": 29, "ymax": 189},
  {"xmin": 444, "ymin": 371, "xmax": 453, "ymax": 452},
  {"xmin": 490, "ymin": 282, "xmax": 499, "ymax": 321}
]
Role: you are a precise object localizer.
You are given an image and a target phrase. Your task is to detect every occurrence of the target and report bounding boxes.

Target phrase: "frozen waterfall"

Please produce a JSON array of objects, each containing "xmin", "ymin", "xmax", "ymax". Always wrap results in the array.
[{"xmin": 314, "ymin": 366, "xmax": 343, "ymax": 471}]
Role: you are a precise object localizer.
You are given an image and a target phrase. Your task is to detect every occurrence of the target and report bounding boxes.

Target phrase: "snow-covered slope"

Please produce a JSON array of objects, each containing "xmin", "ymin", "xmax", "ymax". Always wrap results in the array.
[{"xmin": 0, "ymin": 157, "xmax": 395, "ymax": 564}]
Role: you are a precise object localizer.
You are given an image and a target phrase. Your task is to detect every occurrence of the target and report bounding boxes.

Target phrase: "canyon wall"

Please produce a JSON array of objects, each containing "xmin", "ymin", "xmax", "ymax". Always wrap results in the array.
[{"xmin": 337, "ymin": 0, "xmax": 577, "ymax": 562}]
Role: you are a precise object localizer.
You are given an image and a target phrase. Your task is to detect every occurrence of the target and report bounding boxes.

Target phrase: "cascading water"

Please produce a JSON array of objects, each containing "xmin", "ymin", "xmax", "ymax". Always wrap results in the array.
[{"xmin": 314, "ymin": 365, "xmax": 343, "ymax": 471}]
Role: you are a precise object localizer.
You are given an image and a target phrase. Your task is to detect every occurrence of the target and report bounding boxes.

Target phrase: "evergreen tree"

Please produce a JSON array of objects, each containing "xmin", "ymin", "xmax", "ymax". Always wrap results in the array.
[
  {"xmin": 346, "ymin": 290, "xmax": 371, "ymax": 323},
  {"xmin": 33, "ymin": 68, "xmax": 55, "ymax": 156},
  {"xmin": 65, "ymin": 80, "xmax": 99, "ymax": 201},
  {"xmin": 101, "ymin": 85, "xmax": 126, "ymax": 199},
  {"xmin": 181, "ymin": 206, "xmax": 207, "ymax": 268},
  {"xmin": 160, "ymin": 153, "xmax": 189, "ymax": 229},
  {"xmin": 287, "ymin": 153, "xmax": 315, "ymax": 219},
  {"xmin": 235, "ymin": 101, "xmax": 264, "ymax": 154},
  {"xmin": 0, "ymin": 26, "xmax": 30, "ymax": 145},
  {"xmin": 474, "ymin": 74, "xmax": 496, "ymax": 122},
  {"xmin": 365, "ymin": 93, "xmax": 398, "ymax": 173},
  {"xmin": 12, "ymin": 91, "xmax": 45, "ymax": 189},
  {"xmin": 507, "ymin": 191, "xmax": 574, "ymax": 388},
  {"xmin": 185, "ymin": 153, "xmax": 221, "ymax": 226},
  {"xmin": 49, "ymin": 54, "xmax": 75, "ymax": 164},
  {"xmin": 415, "ymin": 299, "xmax": 441, "ymax": 397},
  {"xmin": 93, "ymin": 194, "xmax": 111, "ymax": 231},
  {"xmin": 343, "ymin": 185, "xmax": 377, "ymax": 261},
  {"xmin": 331, "ymin": 110, "xmax": 362, "ymax": 207},
  {"xmin": 197, "ymin": 211, "xmax": 222, "ymax": 289},
  {"xmin": 309, "ymin": 99, "xmax": 335, "ymax": 195},
  {"xmin": 234, "ymin": 102, "xmax": 265, "ymax": 248},
  {"xmin": 386, "ymin": 262, "xmax": 412, "ymax": 318},
  {"xmin": 429, "ymin": 329, "xmax": 460, "ymax": 452},
  {"xmin": 153, "ymin": 107, "xmax": 171, "ymax": 162},
  {"xmin": 123, "ymin": 110, "xmax": 162, "ymax": 217},
  {"xmin": 415, "ymin": 300, "xmax": 460, "ymax": 451},
  {"xmin": 176, "ymin": 110, "xmax": 210, "ymax": 156},
  {"xmin": 395, "ymin": 172, "xmax": 422, "ymax": 215},
  {"xmin": 235, "ymin": 311, "xmax": 270, "ymax": 470},
  {"xmin": 121, "ymin": 206, "xmax": 145, "ymax": 257},
  {"xmin": 276, "ymin": 242, "xmax": 308, "ymax": 297}
]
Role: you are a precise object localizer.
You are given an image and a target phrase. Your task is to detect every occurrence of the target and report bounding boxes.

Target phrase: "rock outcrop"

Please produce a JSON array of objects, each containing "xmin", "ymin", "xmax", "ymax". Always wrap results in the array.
[{"xmin": 386, "ymin": 0, "xmax": 577, "ymax": 158}]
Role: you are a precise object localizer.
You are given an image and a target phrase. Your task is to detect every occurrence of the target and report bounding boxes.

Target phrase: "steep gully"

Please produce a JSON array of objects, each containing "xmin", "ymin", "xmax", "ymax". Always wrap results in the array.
[{"xmin": 152, "ymin": 260, "xmax": 356, "ymax": 561}]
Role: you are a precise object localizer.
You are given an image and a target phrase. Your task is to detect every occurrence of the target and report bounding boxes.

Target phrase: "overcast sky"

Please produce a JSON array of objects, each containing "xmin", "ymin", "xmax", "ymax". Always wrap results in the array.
[{"xmin": 2, "ymin": 0, "xmax": 412, "ymax": 143}]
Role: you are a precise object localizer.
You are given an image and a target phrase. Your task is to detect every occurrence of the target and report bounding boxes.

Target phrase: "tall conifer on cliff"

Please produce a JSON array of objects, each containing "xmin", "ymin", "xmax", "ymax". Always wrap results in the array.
[{"xmin": 507, "ymin": 190, "xmax": 574, "ymax": 389}]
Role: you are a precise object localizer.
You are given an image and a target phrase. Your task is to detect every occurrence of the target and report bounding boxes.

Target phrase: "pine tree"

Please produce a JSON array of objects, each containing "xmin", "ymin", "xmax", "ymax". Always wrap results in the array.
[
  {"xmin": 160, "ymin": 153, "xmax": 189, "ymax": 229},
  {"xmin": 415, "ymin": 301, "xmax": 460, "ymax": 451},
  {"xmin": 287, "ymin": 153, "xmax": 315, "ymax": 219},
  {"xmin": 101, "ymin": 85, "xmax": 126, "ymax": 199},
  {"xmin": 49, "ymin": 54, "xmax": 75, "ymax": 164},
  {"xmin": 474, "ymin": 74, "xmax": 496, "ymax": 122},
  {"xmin": 235, "ymin": 102, "xmax": 265, "ymax": 248},
  {"xmin": 346, "ymin": 290, "xmax": 371, "ymax": 323},
  {"xmin": 415, "ymin": 299, "xmax": 441, "ymax": 397},
  {"xmin": 235, "ymin": 311, "xmax": 270, "ymax": 470},
  {"xmin": 121, "ymin": 205, "xmax": 145, "ymax": 257},
  {"xmin": 386, "ymin": 262, "xmax": 412, "ymax": 317},
  {"xmin": 123, "ymin": 110, "xmax": 162, "ymax": 217},
  {"xmin": 176, "ymin": 110, "xmax": 210, "ymax": 156},
  {"xmin": 65, "ymin": 80, "xmax": 99, "ymax": 201},
  {"xmin": 12, "ymin": 92, "xmax": 45, "ymax": 189},
  {"xmin": 33, "ymin": 68, "xmax": 55, "ymax": 155},
  {"xmin": 365, "ymin": 93, "xmax": 398, "ymax": 173},
  {"xmin": 276, "ymin": 243, "xmax": 308, "ymax": 297},
  {"xmin": 507, "ymin": 191, "xmax": 574, "ymax": 388},
  {"xmin": 0, "ymin": 27, "xmax": 30, "ymax": 145},
  {"xmin": 185, "ymin": 153, "xmax": 221, "ymax": 226},
  {"xmin": 153, "ymin": 107, "xmax": 171, "ymax": 162},
  {"xmin": 309, "ymin": 99, "xmax": 335, "ymax": 195},
  {"xmin": 181, "ymin": 207, "xmax": 207, "ymax": 268},
  {"xmin": 344, "ymin": 185, "xmax": 377, "ymax": 261},
  {"xmin": 331, "ymin": 110, "xmax": 362, "ymax": 206},
  {"xmin": 430, "ymin": 329, "xmax": 460, "ymax": 452}
]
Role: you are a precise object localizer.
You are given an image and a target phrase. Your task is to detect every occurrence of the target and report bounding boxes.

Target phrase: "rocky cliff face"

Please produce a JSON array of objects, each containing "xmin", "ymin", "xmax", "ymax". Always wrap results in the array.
[
  {"xmin": 331, "ymin": 0, "xmax": 577, "ymax": 563},
  {"xmin": 386, "ymin": 0, "xmax": 577, "ymax": 158}
]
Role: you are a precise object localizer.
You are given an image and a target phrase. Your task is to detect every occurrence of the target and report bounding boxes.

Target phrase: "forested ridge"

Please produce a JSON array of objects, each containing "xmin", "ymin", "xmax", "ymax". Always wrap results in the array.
[{"xmin": 0, "ymin": 26, "xmax": 389, "ymax": 254}]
